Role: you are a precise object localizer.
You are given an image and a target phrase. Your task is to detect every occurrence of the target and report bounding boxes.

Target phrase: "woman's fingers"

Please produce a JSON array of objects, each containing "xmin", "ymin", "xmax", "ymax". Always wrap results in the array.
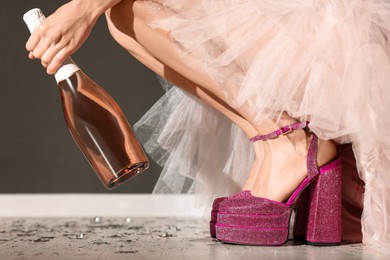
[
  {"xmin": 25, "ymin": 20, "xmax": 72, "ymax": 73},
  {"xmin": 46, "ymin": 47, "xmax": 73, "ymax": 74},
  {"xmin": 25, "ymin": 25, "xmax": 42, "ymax": 52},
  {"xmin": 27, "ymin": 32, "xmax": 75, "ymax": 74},
  {"xmin": 24, "ymin": 0, "xmax": 103, "ymax": 74},
  {"xmin": 32, "ymin": 39, "xmax": 52, "ymax": 60},
  {"xmin": 31, "ymin": 44, "xmax": 72, "ymax": 74},
  {"xmin": 40, "ymin": 39, "xmax": 69, "ymax": 69}
]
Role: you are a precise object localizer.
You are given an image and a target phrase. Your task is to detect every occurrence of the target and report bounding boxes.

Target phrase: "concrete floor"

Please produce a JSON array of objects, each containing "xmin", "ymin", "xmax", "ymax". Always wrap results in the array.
[{"xmin": 0, "ymin": 217, "xmax": 386, "ymax": 260}]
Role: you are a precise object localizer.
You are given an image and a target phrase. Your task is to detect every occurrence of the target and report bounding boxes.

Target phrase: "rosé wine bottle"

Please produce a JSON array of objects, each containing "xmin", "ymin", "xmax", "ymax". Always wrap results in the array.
[{"xmin": 23, "ymin": 8, "xmax": 149, "ymax": 189}]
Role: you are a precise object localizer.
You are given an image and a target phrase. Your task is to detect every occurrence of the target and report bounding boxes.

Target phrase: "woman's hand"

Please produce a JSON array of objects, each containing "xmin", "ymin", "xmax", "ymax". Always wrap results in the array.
[{"xmin": 26, "ymin": 0, "xmax": 121, "ymax": 74}]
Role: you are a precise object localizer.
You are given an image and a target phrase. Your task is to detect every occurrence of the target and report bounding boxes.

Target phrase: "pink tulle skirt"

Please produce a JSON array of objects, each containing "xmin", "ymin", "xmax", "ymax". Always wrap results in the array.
[{"xmin": 109, "ymin": 0, "xmax": 390, "ymax": 251}]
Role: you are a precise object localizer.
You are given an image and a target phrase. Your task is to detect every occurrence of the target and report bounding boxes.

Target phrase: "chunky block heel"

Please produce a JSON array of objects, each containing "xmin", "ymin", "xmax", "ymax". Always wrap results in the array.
[
  {"xmin": 294, "ymin": 159, "xmax": 342, "ymax": 245},
  {"xmin": 304, "ymin": 159, "xmax": 342, "ymax": 245}
]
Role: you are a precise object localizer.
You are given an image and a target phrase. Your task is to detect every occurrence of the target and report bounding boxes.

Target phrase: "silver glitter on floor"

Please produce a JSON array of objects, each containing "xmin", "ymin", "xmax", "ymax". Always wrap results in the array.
[{"xmin": 0, "ymin": 217, "xmax": 386, "ymax": 259}]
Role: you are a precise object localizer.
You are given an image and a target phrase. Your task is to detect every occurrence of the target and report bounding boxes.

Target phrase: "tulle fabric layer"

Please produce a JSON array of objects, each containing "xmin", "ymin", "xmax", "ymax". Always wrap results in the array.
[
  {"xmin": 133, "ymin": 0, "xmax": 390, "ymax": 250},
  {"xmin": 135, "ymin": 78, "xmax": 255, "ymax": 202}
]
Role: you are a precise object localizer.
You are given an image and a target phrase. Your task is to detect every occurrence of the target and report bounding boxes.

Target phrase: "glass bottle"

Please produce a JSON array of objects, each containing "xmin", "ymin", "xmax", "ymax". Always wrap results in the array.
[{"xmin": 23, "ymin": 8, "xmax": 149, "ymax": 189}]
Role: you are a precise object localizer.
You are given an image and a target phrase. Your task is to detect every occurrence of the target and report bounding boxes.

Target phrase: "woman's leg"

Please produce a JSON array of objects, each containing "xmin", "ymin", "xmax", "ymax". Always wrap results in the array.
[
  {"xmin": 106, "ymin": 0, "xmax": 337, "ymax": 201},
  {"xmin": 106, "ymin": 0, "xmax": 264, "ymax": 190}
]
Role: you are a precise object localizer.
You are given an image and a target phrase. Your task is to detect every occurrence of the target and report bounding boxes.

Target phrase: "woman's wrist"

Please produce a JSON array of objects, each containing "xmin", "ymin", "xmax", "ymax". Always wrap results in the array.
[{"xmin": 71, "ymin": 0, "xmax": 122, "ymax": 21}]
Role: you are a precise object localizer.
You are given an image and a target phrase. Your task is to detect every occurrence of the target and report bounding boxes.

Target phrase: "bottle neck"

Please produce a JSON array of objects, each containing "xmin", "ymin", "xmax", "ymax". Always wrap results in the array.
[{"xmin": 54, "ymin": 58, "xmax": 80, "ymax": 84}]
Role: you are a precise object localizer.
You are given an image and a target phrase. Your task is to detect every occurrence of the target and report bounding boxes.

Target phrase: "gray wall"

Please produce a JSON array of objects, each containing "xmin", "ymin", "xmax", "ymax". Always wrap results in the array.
[{"xmin": 0, "ymin": 1, "xmax": 163, "ymax": 193}]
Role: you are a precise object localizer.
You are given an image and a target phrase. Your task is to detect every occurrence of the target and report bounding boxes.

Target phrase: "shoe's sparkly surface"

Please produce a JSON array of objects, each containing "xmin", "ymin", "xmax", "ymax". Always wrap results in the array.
[
  {"xmin": 210, "ymin": 197, "xmax": 226, "ymax": 238},
  {"xmin": 209, "ymin": 191, "xmax": 250, "ymax": 237},
  {"xmin": 216, "ymin": 194, "xmax": 293, "ymax": 245},
  {"xmin": 216, "ymin": 224, "xmax": 290, "ymax": 246},
  {"xmin": 304, "ymin": 163, "xmax": 343, "ymax": 244},
  {"xmin": 218, "ymin": 207, "xmax": 291, "ymax": 228}
]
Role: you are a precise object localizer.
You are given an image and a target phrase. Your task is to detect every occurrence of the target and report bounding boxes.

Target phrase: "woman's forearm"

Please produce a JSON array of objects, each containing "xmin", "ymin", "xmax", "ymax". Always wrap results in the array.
[{"xmin": 72, "ymin": 0, "xmax": 123, "ymax": 21}]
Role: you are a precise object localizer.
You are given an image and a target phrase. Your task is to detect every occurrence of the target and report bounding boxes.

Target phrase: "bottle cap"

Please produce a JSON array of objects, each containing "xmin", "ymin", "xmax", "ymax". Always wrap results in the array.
[{"xmin": 23, "ymin": 8, "xmax": 46, "ymax": 33}]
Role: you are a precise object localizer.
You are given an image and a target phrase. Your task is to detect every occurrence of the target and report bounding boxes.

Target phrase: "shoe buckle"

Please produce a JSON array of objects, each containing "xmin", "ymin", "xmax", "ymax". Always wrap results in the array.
[{"xmin": 281, "ymin": 125, "xmax": 292, "ymax": 135}]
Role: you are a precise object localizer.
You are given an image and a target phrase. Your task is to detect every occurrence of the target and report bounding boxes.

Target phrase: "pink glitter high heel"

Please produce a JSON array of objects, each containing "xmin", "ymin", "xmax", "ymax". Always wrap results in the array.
[{"xmin": 215, "ymin": 122, "xmax": 342, "ymax": 246}]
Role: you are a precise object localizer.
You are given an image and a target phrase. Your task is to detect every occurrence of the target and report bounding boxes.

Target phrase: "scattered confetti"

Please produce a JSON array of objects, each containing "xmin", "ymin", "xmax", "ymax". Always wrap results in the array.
[
  {"xmin": 76, "ymin": 233, "xmax": 86, "ymax": 239},
  {"xmin": 92, "ymin": 239, "xmax": 109, "ymax": 245},
  {"xmin": 158, "ymin": 232, "xmax": 174, "ymax": 238},
  {"xmin": 115, "ymin": 250, "xmax": 138, "ymax": 254}
]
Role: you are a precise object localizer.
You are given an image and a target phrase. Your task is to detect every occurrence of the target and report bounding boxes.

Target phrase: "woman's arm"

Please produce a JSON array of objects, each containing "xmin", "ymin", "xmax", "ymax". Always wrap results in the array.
[{"xmin": 26, "ymin": 0, "xmax": 122, "ymax": 74}]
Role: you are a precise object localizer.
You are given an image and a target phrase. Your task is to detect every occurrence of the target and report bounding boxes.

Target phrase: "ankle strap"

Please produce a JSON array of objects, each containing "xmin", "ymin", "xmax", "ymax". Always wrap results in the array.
[
  {"xmin": 250, "ymin": 121, "xmax": 309, "ymax": 143},
  {"xmin": 307, "ymin": 133, "xmax": 320, "ymax": 180}
]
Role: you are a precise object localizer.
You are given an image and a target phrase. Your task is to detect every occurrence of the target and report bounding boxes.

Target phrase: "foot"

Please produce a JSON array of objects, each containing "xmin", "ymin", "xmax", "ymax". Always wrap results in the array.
[
  {"xmin": 242, "ymin": 155, "xmax": 263, "ymax": 191},
  {"xmin": 248, "ymin": 129, "xmax": 337, "ymax": 202}
]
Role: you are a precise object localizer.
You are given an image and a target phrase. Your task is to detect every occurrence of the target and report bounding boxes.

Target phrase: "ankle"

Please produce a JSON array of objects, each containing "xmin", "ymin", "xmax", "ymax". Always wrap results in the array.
[
  {"xmin": 261, "ymin": 129, "xmax": 337, "ymax": 169},
  {"xmin": 264, "ymin": 128, "xmax": 310, "ymax": 154},
  {"xmin": 265, "ymin": 130, "xmax": 337, "ymax": 166},
  {"xmin": 317, "ymin": 139, "xmax": 337, "ymax": 167}
]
